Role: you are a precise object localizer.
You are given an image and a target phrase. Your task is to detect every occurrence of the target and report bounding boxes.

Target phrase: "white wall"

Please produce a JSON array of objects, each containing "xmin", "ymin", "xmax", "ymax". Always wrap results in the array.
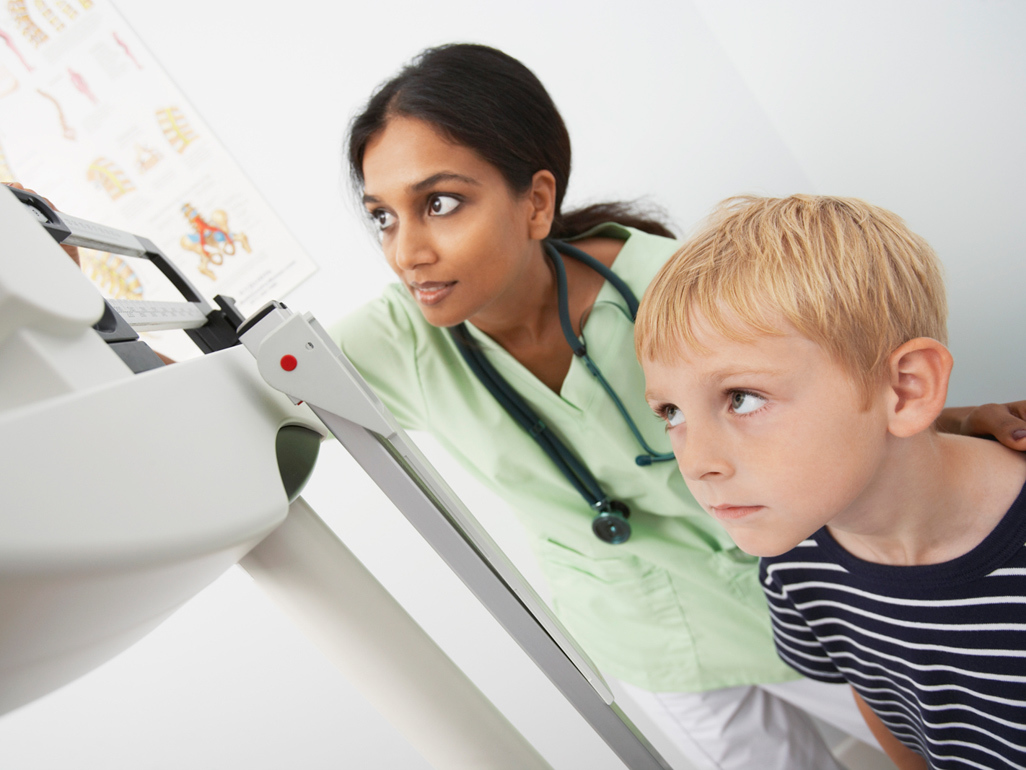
[
  {"xmin": 1, "ymin": 2, "xmax": 1023, "ymax": 769},
  {"xmin": 693, "ymin": 0, "xmax": 1026, "ymax": 405}
]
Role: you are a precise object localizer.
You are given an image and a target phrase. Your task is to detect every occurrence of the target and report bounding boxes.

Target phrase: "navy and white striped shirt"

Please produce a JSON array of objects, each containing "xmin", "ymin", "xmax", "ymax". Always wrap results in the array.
[{"xmin": 761, "ymin": 481, "xmax": 1026, "ymax": 769}]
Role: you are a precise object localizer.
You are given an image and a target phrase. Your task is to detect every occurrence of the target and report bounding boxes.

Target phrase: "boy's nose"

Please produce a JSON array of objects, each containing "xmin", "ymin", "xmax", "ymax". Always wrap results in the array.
[{"xmin": 676, "ymin": 425, "xmax": 734, "ymax": 482}]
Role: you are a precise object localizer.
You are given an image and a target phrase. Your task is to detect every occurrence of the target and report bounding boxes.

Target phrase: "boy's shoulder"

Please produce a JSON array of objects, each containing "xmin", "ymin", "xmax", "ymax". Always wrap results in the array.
[{"xmin": 761, "ymin": 474, "xmax": 1026, "ymax": 596}]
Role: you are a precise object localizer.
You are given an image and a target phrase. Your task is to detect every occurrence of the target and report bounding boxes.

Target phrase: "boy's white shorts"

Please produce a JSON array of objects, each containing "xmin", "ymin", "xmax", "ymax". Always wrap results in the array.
[{"xmin": 612, "ymin": 676, "xmax": 885, "ymax": 770}]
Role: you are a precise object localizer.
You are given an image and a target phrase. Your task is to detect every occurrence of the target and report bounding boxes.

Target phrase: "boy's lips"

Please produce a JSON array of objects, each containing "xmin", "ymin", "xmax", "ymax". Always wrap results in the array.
[
  {"xmin": 408, "ymin": 280, "xmax": 456, "ymax": 306},
  {"xmin": 709, "ymin": 504, "xmax": 765, "ymax": 521}
]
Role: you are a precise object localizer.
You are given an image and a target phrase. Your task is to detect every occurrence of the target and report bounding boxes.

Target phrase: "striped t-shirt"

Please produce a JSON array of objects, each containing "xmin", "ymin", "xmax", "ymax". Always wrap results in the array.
[{"xmin": 760, "ymin": 481, "xmax": 1026, "ymax": 769}]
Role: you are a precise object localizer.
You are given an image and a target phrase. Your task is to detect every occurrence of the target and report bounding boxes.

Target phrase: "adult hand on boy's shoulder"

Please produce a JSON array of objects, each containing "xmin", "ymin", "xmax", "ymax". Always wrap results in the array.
[{"xmin": 937, "ymin": 401, "xmax": 1026, "ymax": 451}]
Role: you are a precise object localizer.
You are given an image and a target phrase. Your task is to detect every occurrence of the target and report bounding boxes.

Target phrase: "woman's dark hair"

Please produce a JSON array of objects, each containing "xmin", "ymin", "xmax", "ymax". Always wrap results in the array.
[{"xmin": 347, "ymin": 43, "xmax": 675, "ymax": 240}]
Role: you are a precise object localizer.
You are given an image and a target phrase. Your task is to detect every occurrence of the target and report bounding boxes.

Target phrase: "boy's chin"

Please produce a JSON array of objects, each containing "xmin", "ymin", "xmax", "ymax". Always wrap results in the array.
[{"xmin": 726, "ymin": 528, "xmax": 807, "ymax": 558}]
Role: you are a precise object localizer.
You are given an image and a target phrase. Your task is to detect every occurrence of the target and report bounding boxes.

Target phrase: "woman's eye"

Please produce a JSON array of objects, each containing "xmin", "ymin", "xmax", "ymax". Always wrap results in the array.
[
  {"xmin": 369, "ymin": 209, "xmax": 396, "ymax": 230},
  {"xmin": 729, "ymin": 390, "xmax": 766, "ymax": 415},
  {"xmin": 428, "ymin": 195, "xmax": 460, "ymax": 216},
  {"xmin": 664, "ymin": 406, "xmax": 685, "ymax": 427}
]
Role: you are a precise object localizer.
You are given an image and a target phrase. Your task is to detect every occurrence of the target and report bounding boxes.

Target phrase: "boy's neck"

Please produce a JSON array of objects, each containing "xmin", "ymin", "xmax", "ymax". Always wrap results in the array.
[{"xmin": 827, "ymin": 432, "xmax": 1026, "ymax": 566}]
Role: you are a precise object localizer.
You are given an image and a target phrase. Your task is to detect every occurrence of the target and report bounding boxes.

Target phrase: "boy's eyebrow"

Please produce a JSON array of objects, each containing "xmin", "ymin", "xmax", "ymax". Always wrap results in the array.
[
  {"xmin": 362, "ymin": 172, "xmax": 481, "ymax": 206},
  {"xmin": 644, "ymin": 391, "xmax": 672, "ymax": 407},
  {"xmin": 702, "ymin": 365, "xmax": 790, "ymax": 383}
]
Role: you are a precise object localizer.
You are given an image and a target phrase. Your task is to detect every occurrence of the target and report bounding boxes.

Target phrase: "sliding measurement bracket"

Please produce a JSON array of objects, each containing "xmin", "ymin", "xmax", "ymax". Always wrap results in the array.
[{"xmin": 8, "ymin": 186, "xmax": 243, "ymax": 367}]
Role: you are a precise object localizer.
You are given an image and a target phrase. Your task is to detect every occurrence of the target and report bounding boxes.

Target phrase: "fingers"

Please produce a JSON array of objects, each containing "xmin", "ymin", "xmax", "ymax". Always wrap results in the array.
[
  {"xmin": 962, "ymin": 402, "xmax": 1026, "ymax": 451},
  {"xmin": 2, "ymin": 182, "xmax": 81, "ymax": 266},
  {"xmin": 3, "ymin": 180, "xmax": 56, "ymax": 210},
  {"xmin": 60, "ymin": 243, "xmax": 81, "ymax": 266}
]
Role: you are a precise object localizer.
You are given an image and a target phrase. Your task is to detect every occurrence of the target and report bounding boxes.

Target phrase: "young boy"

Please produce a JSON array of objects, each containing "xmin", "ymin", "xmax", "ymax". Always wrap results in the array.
[{"xmin": 634, "ymin": 195, "xmax": 1026, "ymax": 770}]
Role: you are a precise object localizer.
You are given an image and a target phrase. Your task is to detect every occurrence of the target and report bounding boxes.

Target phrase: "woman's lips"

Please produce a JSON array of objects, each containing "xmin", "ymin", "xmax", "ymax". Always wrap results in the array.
[
  {"xmin": 709, "ymin": 504, "xmax": 764, "ymax": 521},
  {"xmin": 409, "ymin": 281, "xmax": 456, "ymax": 305}
]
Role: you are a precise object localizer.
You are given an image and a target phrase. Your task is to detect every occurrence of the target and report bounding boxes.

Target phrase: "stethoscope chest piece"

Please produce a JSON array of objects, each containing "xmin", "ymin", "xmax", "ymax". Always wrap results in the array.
[{"xmin": 592, "ymin": 499, "xmax": 631, "ymax": 545}]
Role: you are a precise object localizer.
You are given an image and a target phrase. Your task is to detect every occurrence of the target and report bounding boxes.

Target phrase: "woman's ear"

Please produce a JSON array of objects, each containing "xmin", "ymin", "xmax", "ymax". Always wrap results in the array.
[
  {"xmin": 525, "ymin": 170, "xmax": 557, "ymax": 240},
  {"xmin": 886, "ymin": 338, "xmax": 954, "ymax": 438}
]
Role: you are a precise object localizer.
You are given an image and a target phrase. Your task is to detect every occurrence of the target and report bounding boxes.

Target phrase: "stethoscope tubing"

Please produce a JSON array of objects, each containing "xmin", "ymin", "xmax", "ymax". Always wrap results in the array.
[
  {"xmin": 450, "ymin": 323, "xmax": 607, "ymax": 508},
  {"xmin": 448, "ymin": 238, "xmax": 675, "ymax": 542},
  {"xmin": 546, "ymin": 240, "xmax": 673, "ymax": 465}
]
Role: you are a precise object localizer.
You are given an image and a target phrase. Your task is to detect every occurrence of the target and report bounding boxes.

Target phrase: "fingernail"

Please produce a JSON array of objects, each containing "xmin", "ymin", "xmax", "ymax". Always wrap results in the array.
[{"xmin": 1013, "ymin": 429, "xmax": 1026, "ymax": 441}]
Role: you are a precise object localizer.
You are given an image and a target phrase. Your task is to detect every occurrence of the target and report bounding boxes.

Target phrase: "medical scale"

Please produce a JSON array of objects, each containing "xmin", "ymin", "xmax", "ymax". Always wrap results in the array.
[{"xmin": 0, "ymin": 186, "xmax": 671, "ymax": 770}]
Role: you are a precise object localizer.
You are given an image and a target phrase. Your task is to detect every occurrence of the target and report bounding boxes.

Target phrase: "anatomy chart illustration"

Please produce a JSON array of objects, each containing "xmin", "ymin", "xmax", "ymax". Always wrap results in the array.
[
  {"xmin": 180, "ymin": 203, "xmax": 251, "ymax": 280},
  {"xmin": 86, "ymin": 157, "xmax": 134, "ymax": 199},
  {"xmin": 9, "ymin": 1, "xmax": 48, "ymax": 47},
  {"xmin": 1, "ymin": 0, "xmax": 315, "ymax": 361},
  {"xmin": 0, "ymin": 25, "xmax": 33, "ymax": 69},
  {"xmin": 79, "ymin": 249, "xmax": 143, "ymax": 300},
  {"xmin": 36, "ymin": 88, "xmax": 75, "ymax": 139},
  {"xmin": 156, "ymin": 106, "xmax": 198, "ymax": 154},
  {"xmin": 112, "ymin": 30, "xmax": 140, "ymax": 69},
  {"xmin": 134, "ymin": 143, "xmax": 160, "ymax": 172},
  {"xmin": 68, "ymin": 67, "xmax": 96, "ymax": 102}
]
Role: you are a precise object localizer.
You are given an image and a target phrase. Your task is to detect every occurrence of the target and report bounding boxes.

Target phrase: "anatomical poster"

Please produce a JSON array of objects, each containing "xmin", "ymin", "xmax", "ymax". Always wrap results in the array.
[{"xmin": 0, "ymin": 0, "xmax": 316, "ymax": 358}]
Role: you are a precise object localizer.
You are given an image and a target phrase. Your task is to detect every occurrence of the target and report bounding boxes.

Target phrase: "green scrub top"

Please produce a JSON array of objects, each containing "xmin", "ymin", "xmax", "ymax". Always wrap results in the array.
[{"xmin": 331, "ymin": 224, "xmax": 798, "ymax": 692}]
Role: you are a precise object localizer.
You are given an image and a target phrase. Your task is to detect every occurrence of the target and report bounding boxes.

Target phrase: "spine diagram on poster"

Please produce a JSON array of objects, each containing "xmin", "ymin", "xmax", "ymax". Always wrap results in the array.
[
  {"xmin": 0, "ymin": 26, "xmax": 34, "ymax": 70},
  {"xmin": 80, "ymin": 249, "xmax": 144, "ymax": 299},
  {"xmin": 157, "ymin": 107, "xmax": 198, "ymax": 153},
  {"xmin": 36, "ymin": 88, "xmax": 75, "ymax": 139},
  {"xmin": 86, "ymin": 157, "xmax": 134, "ymax": 199},
  {"xmin": 9, "ymin": 0, "xmax": 48, "ymax": 46},
  {"xmin": 8, "ymin": 0, "xmax": 93, "ymax": 48},
  {"xmin": 55, "ymin": 0, "xmax": 76, "ymax": 20},
  {"xmin": 32, "ymin": 0, "xmax": 65, "ymax": 32}
]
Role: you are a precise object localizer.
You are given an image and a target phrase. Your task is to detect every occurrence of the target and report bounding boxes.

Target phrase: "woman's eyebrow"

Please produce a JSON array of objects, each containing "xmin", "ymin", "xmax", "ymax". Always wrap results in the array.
[
  {"xmin": 410, "ymin": 172, "xmax": 480, "ymax": 192},
  {"xmin": 362, "ymin": 172, "xmax": 481, "ymax": 206}
]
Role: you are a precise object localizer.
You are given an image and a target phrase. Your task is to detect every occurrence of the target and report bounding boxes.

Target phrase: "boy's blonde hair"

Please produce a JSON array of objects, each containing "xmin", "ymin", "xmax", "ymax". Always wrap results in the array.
[{"xmin": 635, "ymin": 195, "xmax": 948, "ymax": 402}]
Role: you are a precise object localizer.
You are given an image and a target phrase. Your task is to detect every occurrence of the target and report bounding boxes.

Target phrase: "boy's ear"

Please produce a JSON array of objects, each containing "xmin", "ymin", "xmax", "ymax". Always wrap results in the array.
[
  {"xmin": 526, "ymin": 170, "xmax": 557, "ymax": 240},
  {"xmin": 885, "ymin": 338, "xmax": 954, "ymax": 438}
]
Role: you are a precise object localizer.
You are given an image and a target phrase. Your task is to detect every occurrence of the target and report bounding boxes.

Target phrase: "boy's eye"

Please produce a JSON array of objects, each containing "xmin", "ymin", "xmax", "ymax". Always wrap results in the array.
[
  {"xmin": 729, "ymin": 390, "xmax": 766, "ymax": 415},
  {"xmin": 429, "ymin": 195, "xmax": 460, "ymax": 216},
  {"xmin": 664, "ymin": 406, "xmax": 685, "ymax": 427},
  {"xmin": 370, "ymin": 209, "xmax": 396, "ymax": 230}
]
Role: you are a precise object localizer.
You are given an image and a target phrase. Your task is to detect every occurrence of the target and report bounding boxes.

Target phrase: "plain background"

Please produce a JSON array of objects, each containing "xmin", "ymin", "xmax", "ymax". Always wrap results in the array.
[{"xmin": 0, "ymin": 2, "xmax": 1023, "ymax": 768}]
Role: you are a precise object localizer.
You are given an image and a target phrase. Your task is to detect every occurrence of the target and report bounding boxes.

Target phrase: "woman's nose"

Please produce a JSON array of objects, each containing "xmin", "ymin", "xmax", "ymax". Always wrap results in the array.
[{"xmin": 391, "ymin": 223, "xmax": 438, "ymax": 272}]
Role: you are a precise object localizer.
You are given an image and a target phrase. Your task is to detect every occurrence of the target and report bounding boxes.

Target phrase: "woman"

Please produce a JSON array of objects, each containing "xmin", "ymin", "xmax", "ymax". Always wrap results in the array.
[{"xmin": 329, "ymin": 44, "xmax": 1023, "ymax": 769}]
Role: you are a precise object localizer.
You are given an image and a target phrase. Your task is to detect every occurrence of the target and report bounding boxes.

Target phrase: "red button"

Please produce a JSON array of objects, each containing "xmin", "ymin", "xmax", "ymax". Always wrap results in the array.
[{"xmin": 280, "ymin": 354, "xmax": 298, "ymax": 371}]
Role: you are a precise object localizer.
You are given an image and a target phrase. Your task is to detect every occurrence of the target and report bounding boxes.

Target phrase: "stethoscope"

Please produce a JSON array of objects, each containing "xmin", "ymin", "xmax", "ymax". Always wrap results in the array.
[{"xmin": 449, "ymin": 238, "xmax": 674, "ymax": 545}]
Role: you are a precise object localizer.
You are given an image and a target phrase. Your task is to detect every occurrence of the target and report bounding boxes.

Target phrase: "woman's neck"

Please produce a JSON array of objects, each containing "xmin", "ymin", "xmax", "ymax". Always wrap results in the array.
[{"xmin": 470, "ymin": 236, "xmax": 625, "ymax": 393}]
